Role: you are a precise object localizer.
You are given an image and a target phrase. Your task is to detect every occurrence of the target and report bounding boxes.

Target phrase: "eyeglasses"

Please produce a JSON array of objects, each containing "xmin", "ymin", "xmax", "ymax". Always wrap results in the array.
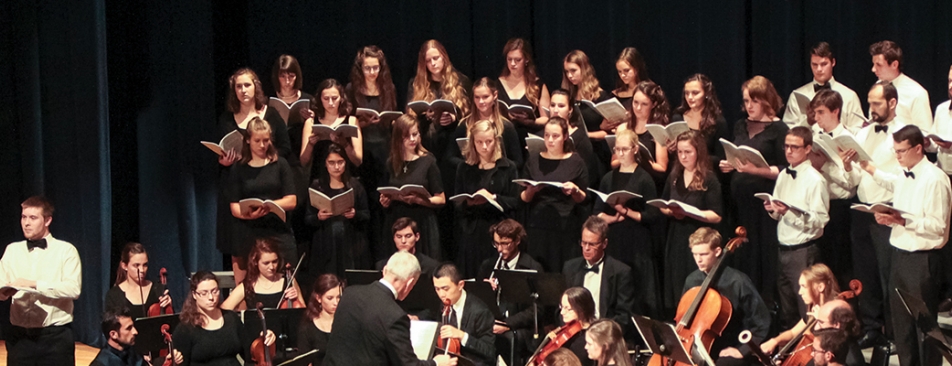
[
  {"xmin": 894, "ymin": 146, "xmax": 914, "ymax": 155},
  {"xmin": 580, "ymin": 240, "xmax": 603, "ymax": 248},
  {"xmin": 613, "ymin": 147, "xmax": 632, "ymax": 154},
  {"xmin": 559, "ymin": 305, "xmax": 575, "ymax": 313},
  {"xmin": 784, "ymin": 144, "xmax": 805, "ymax": 151},
  {"xmin": 194, "ymin": 289, "xmax": 220, "ymax": 298},
  {"xmin": 493, "ymin": 240, "xmax": 515, "ymax": 247},
  {"xmin": 326, "ymin": 160, "xmax": 346, "ymax": 167},
  {"xmin": 362, "ymin": 65, "xmax": 380, "ymax": 73}
]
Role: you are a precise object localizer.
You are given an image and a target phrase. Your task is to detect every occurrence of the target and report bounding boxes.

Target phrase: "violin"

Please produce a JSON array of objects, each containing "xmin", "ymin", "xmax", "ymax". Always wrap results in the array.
[
  {"xmin": 250, "ymin": 302, "xmax": 276, "ymax": 366},
  {"xmin": 148, "ymin": 268, "xmax": 174, "ymax": 316},
  {"xmin": 437, "ymin": 298, "xmax": 462, "ymax": 355},
  {"xmin": 648, "ymin": 227, "xmax": 747, "ymax": 366},
  {"xmin": 772, "ymin": 279, "xmax": 863, "ymax": 366},
  {"xmin": 278, "ymin": 263, "xmax": 305, "ymax": 309},
  {"xmin": 159, "ymin": 324, "xmax": 174, "ymax": 366},
  {"xmin": 525, "ymin": 319, "xmax": 583, "ymax": 366}
]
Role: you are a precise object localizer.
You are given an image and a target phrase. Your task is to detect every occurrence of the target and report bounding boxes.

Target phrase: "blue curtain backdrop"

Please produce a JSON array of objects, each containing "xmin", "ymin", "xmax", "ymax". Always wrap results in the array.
[{"xmin": 1, "ymin": 0, "xmax": 951, "ymax": 345}]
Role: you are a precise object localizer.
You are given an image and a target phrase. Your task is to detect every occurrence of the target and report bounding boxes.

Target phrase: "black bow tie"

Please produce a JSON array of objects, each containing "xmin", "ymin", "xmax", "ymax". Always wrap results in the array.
[
  {"xmin": 814, "ymin": 83, "xmax": 832, "ymax": 92},
  {"xmin": 585, "ymin": 260, "xmax": 602, "ymax": 274},
  {"xmin": 904, "ymin": 170, "xmax": 915, "ymax": 179},
  {"xmin": 874, "ymin": 124, "xmax": 889, "ymax": 133},
  {"xmin": 27, "ymin": 239, "xmax": 47, "ymax": 250},
  {"xmin": 825, "ymin": 131, "xmax": 834, "ymax": 136},
  {"xmin": 785, "ymin": 168, "xmax": 797, "ymax": 179}
]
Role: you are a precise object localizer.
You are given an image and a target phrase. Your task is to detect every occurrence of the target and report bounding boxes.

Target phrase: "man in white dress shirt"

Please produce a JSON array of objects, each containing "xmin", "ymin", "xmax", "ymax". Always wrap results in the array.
[
  {"xmin": 764, "ymin": 126, "xmax": 830, "ymax": 328},
  {"xmin": 0, "ymin": 196, "xmax": 82, "ymax": 365},
  {"xmin": 783, "ymin": 42, "xmax": 864, "ymax": 133},
  {"xmin": 929, "ymin": 65, "xmax": 952, "ymax": 177},
  {"xmin": 869, "ymin": 40, "xmax": 932, "ymax": 132},
  {"xmin": 859, "ymin": 125, "xmax": 951, "ymax": 366}
]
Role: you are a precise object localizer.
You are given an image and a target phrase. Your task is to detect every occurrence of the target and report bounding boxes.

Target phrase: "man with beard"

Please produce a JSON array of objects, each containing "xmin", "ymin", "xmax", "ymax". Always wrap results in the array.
[
  {"xmin": 811, "ymin": 328, "xmax": 851, "ymax": 366},
  {"xmin": 90, "ymin": 308, "xmax": 147, "ymax": 366}
]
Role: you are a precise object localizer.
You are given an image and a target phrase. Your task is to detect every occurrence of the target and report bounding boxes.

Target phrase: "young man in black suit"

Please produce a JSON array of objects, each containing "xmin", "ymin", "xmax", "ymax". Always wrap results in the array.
[
  {"xmin": 432, "ymin": 263, "xmax": 496, "ymax": 366},
  {"xmin": 375, "ymin": 217, "xmax": 440, "ymax": 275},
  {"xmin": 476, "ymin": 219, "xmax": 543, "ymax": 365},
  {"xmin": 325, "ymin": 251, "xmax": 456, "ymax": 366},
  {"xmin": 562, "ymin": 216, "xmax": 635, "ymax": 336}
]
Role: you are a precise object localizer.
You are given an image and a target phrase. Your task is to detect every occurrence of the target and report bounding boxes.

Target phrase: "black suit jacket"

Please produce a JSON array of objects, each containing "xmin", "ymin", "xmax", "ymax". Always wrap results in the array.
[
  {"xmin": 376, "ymin": 251, "xmax": 440, "ymax": 275},
  {"xmin": 455, "ymin": 292, "xmax": 497, "ymax": 366},
  {"xmin": 476, "ymin": 252, "xmax": 544, "ymax": 329},
  {"xmin": 324, "ymin": 281, "xmax": 435, "ymax": 366},
  {"xmin": 562, "ymin": 255, "xmax": 634, "ymax": 330}
]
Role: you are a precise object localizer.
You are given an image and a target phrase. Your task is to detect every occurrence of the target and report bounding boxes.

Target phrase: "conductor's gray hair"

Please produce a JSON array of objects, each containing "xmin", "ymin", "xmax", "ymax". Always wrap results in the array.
[{"xmin": 383, "ymin": 251, "xmax": 421, "ymax": 281}]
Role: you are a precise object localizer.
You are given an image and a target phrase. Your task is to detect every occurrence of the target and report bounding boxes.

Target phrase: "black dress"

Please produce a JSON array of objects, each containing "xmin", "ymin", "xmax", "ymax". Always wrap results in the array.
[
  {"xmin": 446, "ymin": 117, "xmax": 524, "ymax": 173},
  {"xmin": 498, "ymin": 79, "xmax": 546, "ymax": 165},
  {"xmin": 661, "ymin": 170, "xmax": 723, "ymax": 318},
  {"xmin": 171, "ymin": 311, "xmax": 248, "ymax": 366},
  {"xmin": 282, "ymin": 92, "xmax": 315, "ymax": 245},
  {"xmin": 564, "ymin": 329, "xmax": 595, "ymax": 366},
  {"xmin": 575, "ymin": 90, "xmax": 613, "ymax": 173},
  {"xmin": 595, "ymin": 167, "xmax": 662, "ymax": 318},
  {"xmin": 225, "ymin": 157, "xmax": 297, "ymax": 263},
  {"xmin": 296, "ymin": 319, "xmax": 330, "ymax": 366},
  {"xmin": 104, "ymin": 283, "xmax": 168, "ymax": 320},
  {"xmin": 215, "ymin": 108, "xmax": 294, "ymax": 254},
  {"xmin": 382, "ymin": 153, "xmax": 444, "ymax": 260},
  {"xmin": 571, "ymin": 126, "xmax": 604, "ymax": 192},
  {"xmin": 243, "ymin": 278, "xmax": 288, "ymax": 310},
  {"xmin": 521, "ymin": 153, "xmax": 588, "ymax": 272},
  {"xmin": 453, "ymin": 158, "xmax": 520, "ymax": 279},
  {"xmin": 305, "ymin": 177, "xmax": 371, "ymax": 277},
  {"xmin": 670, "ymin": 114, "xmax": 730, "ymax": 169},
  {"xmin": 728, "ymin": 120, "xmax": 788, "ymax": 295}
]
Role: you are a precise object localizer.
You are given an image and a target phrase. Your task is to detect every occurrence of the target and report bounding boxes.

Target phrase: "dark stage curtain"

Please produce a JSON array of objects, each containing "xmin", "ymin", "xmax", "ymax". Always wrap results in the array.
[{"xmin": 1, "ymin": 0, "xmax": 952, "ymax": 346}]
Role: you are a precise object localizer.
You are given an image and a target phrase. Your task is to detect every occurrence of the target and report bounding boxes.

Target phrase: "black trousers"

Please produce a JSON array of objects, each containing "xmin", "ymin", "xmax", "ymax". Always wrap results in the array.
[
  {"xmin": 6, "ymin": 324, "xmax": 75, "ymax": 366},
  {"xmin": 821, "ymin": 199, "xmax": 853, "ymax": 285},
  {"xmin": 850, "ymin": 209, "xmax": 893, "ymax": 334},
  {"xmin": 889, "ymin": 248, "xmax": 943, "ymax": 366},
  {"xmin": 777, "ymin": 241, "xmax": 820, "ymax": 328}
]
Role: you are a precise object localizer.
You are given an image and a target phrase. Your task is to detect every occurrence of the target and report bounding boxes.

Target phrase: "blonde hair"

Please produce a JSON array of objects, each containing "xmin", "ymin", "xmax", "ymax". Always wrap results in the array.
[
  {"xmin": 688, "ymin": 227, "xmax": 722, "ymax": 249},
  {"xmin": 614, "ymin": 129, "xmax": 639, "ymax": 163},
  {"xmin": 587, "ymin": 319, "xmax": 632, "ymax": 366},
  {"xmin": 410, "ymin": 40, "xmax": 470, "ymax": 116},
  {"xmin": 801, "ymin": 263, "xmax": 840, "ymax": 306},
  {"xmin": 561, "ymin": 50, "xmax": 603, "ymax": 101},
  {"xmin": 464, "ymin": 120, "xmax": 503, "ymax": 165}
]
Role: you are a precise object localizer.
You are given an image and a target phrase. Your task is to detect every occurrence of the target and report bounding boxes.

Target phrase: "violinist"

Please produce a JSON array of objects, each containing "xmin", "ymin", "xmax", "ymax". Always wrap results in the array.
[
  {"xmin": 760, "ymin": 264, "xmax": 839, "ymax": 355},
  {"xmin": 682, "ymin": 227, "xmax": 769, "ymax": 366},
  {"xmin": 105, "ymin": 242, "xmax": 173, "ymax": 320},
  {"xmin": 221, "ymin": 239, "xmax": 303, "ymax": 311},
  {"xmin": 431, "ymin": 263, "xmax": 496, "ymax": 366},
  {"xmin": 544, "ymin": 287, "xmax": 597, "ymax": 366},
  {"xmin": 813, "ymin": 300, "xmax": 865, "ymax": 366},
  {"xmin": 297, "ymin": 274, "xmax": 343, "ymax": 366},
  {"xmin": 90, "ymin": 307, "xmax": 148, "ymax": 366},
  {"xmin": 172, "ymin": 271, "xmax": 276, "ymax": 366},
  {"xmin": 583, "ymin": 319, "xmax": 630, "ymax": 366}
]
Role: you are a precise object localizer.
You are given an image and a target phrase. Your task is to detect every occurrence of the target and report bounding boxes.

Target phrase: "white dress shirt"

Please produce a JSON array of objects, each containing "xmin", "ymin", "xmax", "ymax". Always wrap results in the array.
[
  {"xmin": 770, "ymin": 161, "xmax": 831, "ymax": 245},
  {"xmin": 933, "ymin": 100, "xmax": 952, "ymax": 174},
  {"xmin": 783, "ymin": 78, "xmax": 865, "ymax": 133},
  {"xmin": 813, "ymin": 124, "xmax": 857, "ymax": 199},
  {"xmin": 847, "ymin": 118, "xmax": 907, "ymax": 204},
  {"xmin": 503, "ymin": 253, "xmax": 520, "ymax": 271},
  {"xmin": 583, "ymin": 258, "xmax": 604, "ymax": 319},
  {"xmin": 0, "ymin": 234, "xmax": 82, "ymax": 328},
  {"xmin": 869, "ymin": 158, "xmax": 951, "ymax": 251},
  {"xmin": 886, "ymin": 73, "xmax": 933, "ymax": 133},
  {"xmin": 379, "ymin": 278, "xmax": 398, "ymax": 299},
  {"xmin": 451, "ymin": 290, "xmax": 472, "ymax": 346}
]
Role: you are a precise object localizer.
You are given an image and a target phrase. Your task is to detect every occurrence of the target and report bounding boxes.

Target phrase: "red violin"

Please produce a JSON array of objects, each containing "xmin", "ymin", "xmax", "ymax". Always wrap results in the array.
[
  {"xmin": 250, "ymin": 302, "xmax": 276, "ymax": 366},
  {"xmin": 437, "ymin": 298, "xmax": 462, "ymax": 355},
  {"xmin": 525, "ymin": 319, "xmax": 584, "ymax": 366},
  {"xmin": 148, "ymin": 268, "xmax": 173, "ymax": 316},
  {"xmin": 278, "ymin": 263, "xmax": 304, "ymax": 309}
]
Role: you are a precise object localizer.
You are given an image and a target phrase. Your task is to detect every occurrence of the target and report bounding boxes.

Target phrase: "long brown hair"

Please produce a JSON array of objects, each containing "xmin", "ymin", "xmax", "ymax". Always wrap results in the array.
[
  {"xmin": 348, "ymin": 46, "xmax": 397, "ymax": 111},
  {"xmin": 410, "ymin": 40, "xmax": 470, "ymax": 116},
  {"xmin": 243, "ymin": 239, "xmax": 284, "ymax": 308},
  {"xmin": 465, "ymin": 77, "xmax": 506, "ymax": 132},
  {"xmin": 674, "ymin": 73, "xmax": 722, "ymax": 135},
  {"xmin": 179, "ymin": 271, "xmax": 219, "ymax": 327},
  {"xmin": 389, "ymin": 114, "xmax": 429, "ymax": 176},
  {"xmin": 115, "ymin": 242, "xmax": 147, "ymax": 286},
  {"xmin": 563, "ymin": 287, "xmax": 595, "ymax": 324},
  {"xmin": 614, "ymin": 47, "xmax": 649, "ymax": 92},
  {"xmin": 309, "ymin": 79, "xmax": 352, "ymax": 118},
  {"xmin": 561, "ymin": 50, "xmax": 602, "ymax": 102},
  {"xmin": 239, "ymin": 117, "xmax": 278, "ymax": 165},
  {"xmin": 227, "ymin": 68, "xmax": 267, "ymax": 113},
  {"xmin": 741, "ymin": 75, "xmax": 783, "ymax": 118},
  {"xmin": 499, "ymin": 38, "xmax": 541, "ymax": 106},
  {"xmin": 626, "ymin": 81, "xmax": 670, "ymax": 131},
  {"xmin": 587, "ymin": 319, "xmax": 632, "ymax": 366},
  {"xmin": 545, "ymin": 117, "xmax": 575, "ymax": 154},
  {"xmin": 671, "ymin": 130, "xmax": 711, "ymax": 191},
  {"xmin": 306, "ymin": 274, "xmax": 344, "ymax": 321}
]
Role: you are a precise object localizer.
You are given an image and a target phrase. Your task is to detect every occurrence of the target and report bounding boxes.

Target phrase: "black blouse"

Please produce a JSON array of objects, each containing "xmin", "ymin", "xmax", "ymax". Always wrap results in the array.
[
  {"xmin": 243, "ymin": 277, "xmax": 287, "ymax": 310},
  {"xmin": 171, "ymin": 311, "xmax": 247, "ymax": 366},
  {"xmin": 104, "ymin": 283, "xmax": 168, "ymax": 320},
  {"xmin": 217, "ymin": 108, "xmax": 293, "ymax": 164},
  {"xmin": 296, "ymin": 319, "xmax": 329, "ymax": 365},
  {"xmin": 226, "ymin": 158, "xmax": 296, "ymax": 232},
  {"xmin": 575, "ymin": 89, "xmax": 610, "ymax": 135},
  {"xmin": 662, "ymin": 169, "xmax": 724, "ymax": 218},
  {"xmin": 521, "ymin": 153, "xmax": 588, "ymax": 229},
  {"xmin": 730, "ymin": 120, "xmax": 789, "ymax": 190}
]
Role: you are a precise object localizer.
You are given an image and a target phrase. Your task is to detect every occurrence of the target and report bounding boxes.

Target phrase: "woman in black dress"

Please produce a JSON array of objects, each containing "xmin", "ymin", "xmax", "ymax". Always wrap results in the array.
[
  {"xmin": 407, "ymin": 39, "xmax": 471, "ymax": 166},
  {"xmin": 615, "ymin": 81, "xmax": 671, "ymax": 179},
  {"xmin": 300, "ymin": 79, "xmax": 363, "ymax": 177},
  {"xmin": 520, "ymin": 117, "xmax": 588, "ymax": 272},
  {"xmin": 379, "ymin": 115, "xmax": 446, "ymax": 260},
  {"xmin": 448, "ymin": 77, "xmax": 523, "ymax": 172},
  {"xmin": 221, "ymin": 239, "xmax": 304, "ymax": 311},
  {"xmin": 671, "ymin": 74, "xmax": 729, "ymax": 168},
  {"xmin": 562, "ymin": 50, "xmax": 614, "ymax": 178},
  {"xmin": 534, "ymin": 287, "xmax": 596, "ymax": 366},
  {"xmin": 297, "ymin": 274, "xmax": 343, "ymax": 366},
  {"xmin": 659, "ymin": 130, "xmax": 723, "ymax": 318},
  {"xmin": 718, "ymin": 75, "xmax": 787, "ymax": 297},
  {"xmin": 227, "ymin": 117, "xmax": 298, "ymax": 270},
  {"xmin": 610, "ymin": 47, "xmax": 649, "ymax": 129},
  {"xmin": 498, "ymin": 38, "xmax": 550, "ymax": 160},
  {"xmin": 104, "ymin": 242, "xmax": 173, "ymax": 320},
  {"xmin": 171, "ymin": 271, "xmax": 275, "ymax": 366},
  {"xmin": 217, "ymin": 68, "xmax": 293, "ymax": 284},
  {"xmin": 345, "ymin": 46, "xmax": 398, "ymax": 262},
  {"xmin": 305, "ymin": 143, "xmax": 370, "ymax": 276},
  {"xmin": 593, "ymin": 129, "xmax": 661, "ymax": 318},
  {"xmin": 453, "ymin": 119, "xmax": 520, "ymax": 278},
  {"xmin": 549, "ymin": 89, "xmax": 602, "ymax": 192}
]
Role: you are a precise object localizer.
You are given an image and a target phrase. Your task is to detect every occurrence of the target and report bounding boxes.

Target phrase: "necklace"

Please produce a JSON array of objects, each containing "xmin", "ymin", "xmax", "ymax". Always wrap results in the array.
[{"xmin": 402, "ymin": 161, "xmax": 410, "ymax": 173}]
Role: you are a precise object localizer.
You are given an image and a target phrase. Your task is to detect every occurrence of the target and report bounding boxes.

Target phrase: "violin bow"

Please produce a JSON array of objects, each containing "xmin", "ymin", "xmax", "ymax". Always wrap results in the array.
[{"xmin": 273, "ymin": 253, "xmax": 306, "ymax": 309}]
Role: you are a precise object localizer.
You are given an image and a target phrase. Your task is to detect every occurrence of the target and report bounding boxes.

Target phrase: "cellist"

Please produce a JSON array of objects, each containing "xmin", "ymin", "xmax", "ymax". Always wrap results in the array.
[
  {"xmin": 760, "ymin": 264, "xmax": 839, "ymax": 356},
  {"xmin": 682, "ymin": 227, "xmax": 770, "ymax": 365},
  {"xmin": 221, "ymin": 239, "xmax": 303, "ymax": 311},
  {"xmin": 105, "ymin": 242, "xmax": 173, "ymax": 320}
]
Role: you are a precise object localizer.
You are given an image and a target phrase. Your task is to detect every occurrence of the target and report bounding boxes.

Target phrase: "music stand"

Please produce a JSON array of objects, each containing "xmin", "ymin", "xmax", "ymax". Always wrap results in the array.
[
  {"xmin": 463, "ymin": 280, "xmax": 503, "ymax": 319},
  {"xmin": 133, "ymin": 313, "xmax": 180, "ymax": 360},
  {"xmin": 277, "ymin": 349, "xmax": 319, "ymax": 366},
  {"xmin": 242, "ymin": 308, "xmax": 306, "ymax": 360},
  {"xmin": 401, "ymin": 274, "xmax": 442, "ymax": 316},
  {"xmin": 495, "ymin": 270, "xmax": 563, "ymax": 341},
  {"xmin": 632, "ymin": 315, "xmax": 694, "ymax": 365},
  {"xmin": 344, "ymin": 269, "xmax": 382, "ymax": 286},
  {"xmin": 896, "ymin": 288, "xmax": 952, "ymax": 362}
]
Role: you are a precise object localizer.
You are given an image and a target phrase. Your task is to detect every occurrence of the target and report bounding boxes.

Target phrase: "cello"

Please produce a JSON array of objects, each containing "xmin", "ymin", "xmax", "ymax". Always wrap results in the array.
[
  {"xmin": 647, "ymin": 226, "xmax": 747, "ymax": 366},
  {"xmin": 250, "ymin": 302, "xmax": 276, "ymax": 366},
  {"xmin": 437, "ymin": 298, "xmax": 462, "ymax": 355},
  {"xmin": 771, "ymin": 279, "xmax": 863, "ymax": 366},
  {"xmin": 148, "ymin": 268, "xmax": 174, "ymax": 316}
]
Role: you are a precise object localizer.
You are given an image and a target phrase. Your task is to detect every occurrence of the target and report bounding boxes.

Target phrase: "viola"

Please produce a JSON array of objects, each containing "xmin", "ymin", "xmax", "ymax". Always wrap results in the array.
[
  {"xmin": 159, "ymin": 324, "xmax": 173, "ymax": 366},
  {"xmin": 278, "ymin": 263, "xmax": 304, "ymax": 309},
  {"xmin": 250, "ymin": 302, "xmax": 276, "ymax": 366},
  {"xmin": 525, "ymin": 319, "xmax": 583, "ymax": 366},
  {"xmin": 773, "ymin": 279, "xmax": 863, "ymax": 366},
  {"xmin": 148, "ymin": 268, "xmax": 174, "ymax": 316},
  {"xmin": 437, "ymin": 298, "xmax": 462, "ymax": 355},
  {"xmin": 647, "ymin": 227, "xmax": 747, "ymax": 366}
]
